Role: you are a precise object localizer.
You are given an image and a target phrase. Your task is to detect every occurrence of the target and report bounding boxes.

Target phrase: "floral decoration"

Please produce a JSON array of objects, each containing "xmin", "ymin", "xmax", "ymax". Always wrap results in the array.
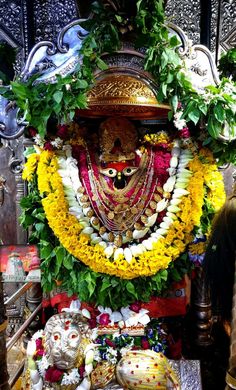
[
  {"xmin": 26, "ymin": 302, "xmax": 167, "ymax": 389},
  {"xmin": 17, "ymin": 0, "xmax": 229, "ymax": 308},
  {"xmin": 20, "ymin": 124, "xmax": 226, "ymax": 311},
  {"xmin": 93, "ymin": 321, "xmax": 167, "ymax": 365},
  {"xmin": 27, "ymin": 325, "xmax": 95, "ymax": 389},
  {"xmin": 22, "ymin": 132, "xmax": 225, "ymax": 280}
]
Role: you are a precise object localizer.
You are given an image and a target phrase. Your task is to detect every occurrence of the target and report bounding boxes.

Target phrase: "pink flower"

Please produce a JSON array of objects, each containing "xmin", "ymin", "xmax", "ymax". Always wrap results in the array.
[
  {"xmin": 157, "ymin": 143, "xmax": 169, "ymax": 150},
  {"xmin": 99, "ymin": 313, "xmax": 110, "ymax": 325},
  {"xmin": 56, "ymin": 124, "xmax": 68, "ymax": 140},
  {"xmin": 45, "ymin": 366, "xmax": 64, "ymax": 383},
  {"xmin": 179, "ymin": 127, "xmax": 190, "ymax": 139},
  {"xmin": 154, "ymin": 153, "xmax": 171, "ymax": 172},
  {"xmin": 177, "ymin": 102, "xmax": 182, "ymax": 109},
  {"xmin": 35, "ymin": 349, "xmax": 44, "ymax": 358},
  {"xmin": 44, "ymin": 141, "xmax": 54, "ymax": 151},
  {"xmin": 35, "ymin": 338, "xmax": 43, "ymax": 349}
]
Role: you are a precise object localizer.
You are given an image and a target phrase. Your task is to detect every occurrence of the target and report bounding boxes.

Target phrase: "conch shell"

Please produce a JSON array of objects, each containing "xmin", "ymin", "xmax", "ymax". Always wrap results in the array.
[{"xmin": 116, "ymin": 350, "xmax": 180, "ymax": 390}]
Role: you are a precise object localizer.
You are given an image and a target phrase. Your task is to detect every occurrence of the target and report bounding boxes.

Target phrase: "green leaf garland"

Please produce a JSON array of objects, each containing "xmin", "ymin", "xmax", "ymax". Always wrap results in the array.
[{"xmin": 20, "ymin": 174, "xmax": 194, "ymax": 309}]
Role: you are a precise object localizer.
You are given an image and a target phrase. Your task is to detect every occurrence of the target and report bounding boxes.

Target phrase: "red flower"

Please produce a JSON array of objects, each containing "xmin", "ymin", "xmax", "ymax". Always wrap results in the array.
[
  {"xmin": 56, "ymin": 124, "xmax": 68, "ymax": 140},
  {"xmin": 141, "ymin": 338, "xmax": 150, "ymax": 350},
  {"xmin": 154, "ymin": 153, "xmax": 171, "ymax": 171},
  {"xmin": 79, "ymin": 365, "xmax": 85, "ymax": 378},
  {"xmin": 44, "ymin": 141, "xmax": 54, "ymax": 151},
  {"xmin": 99, "ymin": 313, "xmax": 110, "ymax": 325},
  {"xmin": 129, "ymin": 302, "xmax": 141, "ymax": 313},
  {"xmin": 105, "ymin": 338, "xmax": 116, "ymax": 348},
  {"xmin": 88, "ymin": 317, "xmax": 97, "ymax": 329},
  {"xmin": 28, "ymin": 126, "xmax": 37, "ymax": 137},
  {"xmin": 45, "ymin": 366, "xmax": 64, "ymax": 383}
]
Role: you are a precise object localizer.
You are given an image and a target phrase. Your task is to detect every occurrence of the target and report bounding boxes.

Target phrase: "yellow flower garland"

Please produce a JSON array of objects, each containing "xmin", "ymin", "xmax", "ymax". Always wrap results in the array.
[
  {"xmin": 22, "ymin": 153, "xmax": 40, "ymax": 182},
  {"xmin": 189, "ymin": 241, "xmax": 206, "ymax": 255},
  {"xmin": 29, "ymin": 147, "xmax": 225, "ymax": 280}
]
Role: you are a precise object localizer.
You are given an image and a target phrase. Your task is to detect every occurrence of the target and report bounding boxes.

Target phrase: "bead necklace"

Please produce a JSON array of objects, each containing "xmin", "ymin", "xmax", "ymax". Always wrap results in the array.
[{"xmin": 82, "ymin": 145, "xmax": 159, "ymax": 234}]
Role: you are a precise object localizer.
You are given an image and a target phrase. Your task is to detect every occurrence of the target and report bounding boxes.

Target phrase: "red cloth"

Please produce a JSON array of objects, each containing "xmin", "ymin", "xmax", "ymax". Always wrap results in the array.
[
  {"xmin": 42, "ymin": 292, "xmax": 77, "ymax": 310},
  {"xmin": 141, "ymin": 296, "xmax": 187, "ymax": 317},
  {"xmin": 42, "ymin": 279, "xmax": 189, "ymax": 317},
  {"xmin": 141, "ymin": 279, "xmax": 188, "ymax": 317}
]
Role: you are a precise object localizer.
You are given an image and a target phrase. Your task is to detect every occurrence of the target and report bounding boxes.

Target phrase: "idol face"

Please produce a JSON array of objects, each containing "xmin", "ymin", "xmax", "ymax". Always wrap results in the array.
[
  {"xmin": 44, "ymin": 314, "xmax": 88, "ymax": 371},
  {"xmin": 48, "ymin": 323, "xmax": 81, "ymax": 370}
]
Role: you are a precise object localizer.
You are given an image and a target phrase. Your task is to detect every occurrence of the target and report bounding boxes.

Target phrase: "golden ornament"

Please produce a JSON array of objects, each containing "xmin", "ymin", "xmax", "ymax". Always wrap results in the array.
[
  {"xmin": 145, "ymin": 208, "xmax": 152, "ymax": 217},
  {"xmin": 108, "ymin": 211, "xmax": 115, "ymax": 220},
  {"xmin": 154, "ymin": 193, "xmax": 161, "ymax": 202},
  {"xmin": 114, "ymin": 235, "xmax": 122, "ymax": 247},
  {"xmin": 91, "ymin": 361, "xmax": 115, "ymax": 389},
  {"xmin": 99, "ymin": 226, "xmax": 107, "ymax": 235},
  {"xmin": 81, "ymin": 195, "xmax": 89, "ymax": 203},
  {"xmin": 141, "ymin": 215, "xmax": 148, "ymax": 224},
  {"xmin": 150, "ymin": 201, "xmax": 157, "ymax": 210},
  {"xmin": 79, "ymin": 74, "xmax": 170, "ymax": 120},
  {"xmin": 87, "ymin": 210, "xmax": 94, "ymax": 218},
  {"xmin": 108, "ymin": 232, "xmax": 115, "ymax": 242}
]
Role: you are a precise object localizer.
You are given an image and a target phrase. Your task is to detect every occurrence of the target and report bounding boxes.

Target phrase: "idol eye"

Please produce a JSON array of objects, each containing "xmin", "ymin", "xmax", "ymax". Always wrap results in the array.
[
  {"xmin": 69, "ymin": 332, "xmax": 79, "ymax": 340},
  {"xmin": 123, "ymin": 167, "xmax": 138, "ymax": 176},
  {"xmin": 53, "ymin": 333, "xmax": 61, "ymax": 341},
  {"xmin": 100, "ymin": 168, "xmax": 117, "ymax": 178}
]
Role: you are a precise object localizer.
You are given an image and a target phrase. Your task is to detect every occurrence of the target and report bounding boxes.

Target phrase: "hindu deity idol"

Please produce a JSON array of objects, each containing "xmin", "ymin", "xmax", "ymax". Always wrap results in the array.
[
  {"xmin": 26, "ymin": 311, "xmax": 180, "ymax": 390},
  {"xmin": 25, "ymin": 312, "xmax": 93, "ymax": 390},
  {"xmin": 44, "ymin": 313, "xmax": 91, "ymax": 370},
  {"xmin": 75, "ymin": 116, "xmax": 173, "ymax": 253}
]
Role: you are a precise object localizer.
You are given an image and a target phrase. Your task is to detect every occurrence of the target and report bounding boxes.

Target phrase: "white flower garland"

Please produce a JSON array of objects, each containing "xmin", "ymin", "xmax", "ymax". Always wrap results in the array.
[{"xmin": 55, "ymin": 139, "xmax": 194, "ymax": 264}]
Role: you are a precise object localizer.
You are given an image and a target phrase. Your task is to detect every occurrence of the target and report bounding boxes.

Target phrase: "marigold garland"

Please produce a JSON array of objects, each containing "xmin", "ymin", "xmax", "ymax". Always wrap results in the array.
[
  {"xmin": 22, "ymin": 153, "xmax": 40, "ymax": 182},
  {"xmin": 26, "ymin": 147, "xmax": 226, "ymax": 280},
  {"xmin": 189, "ymin": 241, "xmax": 206, "ymax": 255}
]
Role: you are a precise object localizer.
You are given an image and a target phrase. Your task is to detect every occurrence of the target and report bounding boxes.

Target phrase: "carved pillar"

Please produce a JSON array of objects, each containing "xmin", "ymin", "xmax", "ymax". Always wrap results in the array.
[
  {"xmin": 15, "ymin": 172, "xmax": 27, "ymax": 244},
  {"xmin": 225, "ymin": 266, "xmax": 236, "ymax": 389},
  {"xmin": 3, "ymin": 138, "xmax": 27, "ymax": 244},
  {"xmin": 192, "ymin": 267, "xmax": 213, "ymax": 346},
  {"xmin": 225, "ymin": 170, "xmax": 236, "ymax": 389},
  {"xmin": 8, "ymin": 144, "xmax": 27, "ymax": 244},
  {"xmin": 25, "ymin": 283, "xmax": 42, "ymax": 338},
  {"xmin": 0, "ymin": 277, "xmax": 10, "ymax": 390}
]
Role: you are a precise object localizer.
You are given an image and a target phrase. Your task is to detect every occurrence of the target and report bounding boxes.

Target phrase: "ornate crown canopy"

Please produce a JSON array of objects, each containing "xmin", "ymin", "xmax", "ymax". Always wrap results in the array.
[{"xmin": 79, "ymin": 73, "xmax": 170, "ymax": 119}]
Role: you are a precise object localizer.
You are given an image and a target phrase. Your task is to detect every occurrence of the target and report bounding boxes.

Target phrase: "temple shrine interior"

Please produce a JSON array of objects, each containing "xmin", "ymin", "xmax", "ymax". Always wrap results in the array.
[{"xmin": 0, "ymin": 1, "xmax": 236, "ymax": 389}]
